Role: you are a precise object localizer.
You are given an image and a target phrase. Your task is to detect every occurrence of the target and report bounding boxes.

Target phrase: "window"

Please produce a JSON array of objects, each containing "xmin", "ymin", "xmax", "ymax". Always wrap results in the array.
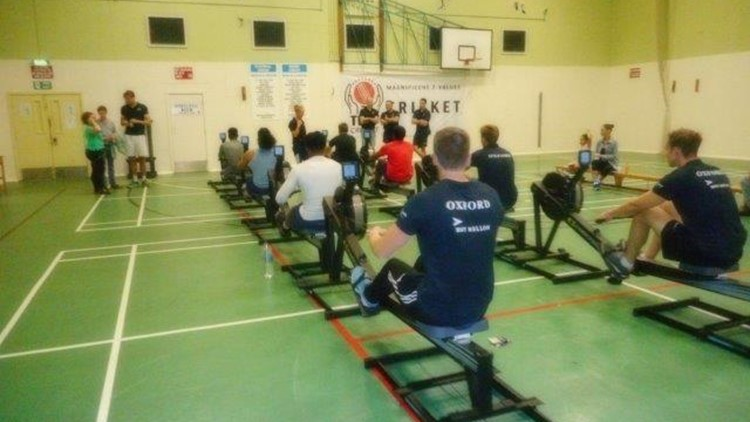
[
  {"xmin": 346, "ymin": 24, "xmax": 375, "ymax": 49},
  {"xmin": 429, "ymin": 26, "xmax": 442, "ymax": 51},
  {"xmin": 254, "ymin": 21, "xmax": 286, "ymax": 48},
  {"xmin": 148, "ymin": 17, "xmax": 186, "ymax": 47},
  {"xmin": 502, "ymin": 30, "xmax": 526, "ymax": 53}
]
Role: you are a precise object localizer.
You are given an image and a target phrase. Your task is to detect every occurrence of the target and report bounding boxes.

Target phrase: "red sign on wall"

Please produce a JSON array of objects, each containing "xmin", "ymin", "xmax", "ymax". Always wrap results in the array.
[
  {"xmin": 174, "ymin": 67, "xmax": 193, "ymax": 80},
  {"xmin": 31, "ymin": 65, "xmax": 54, "ymax": 79}
]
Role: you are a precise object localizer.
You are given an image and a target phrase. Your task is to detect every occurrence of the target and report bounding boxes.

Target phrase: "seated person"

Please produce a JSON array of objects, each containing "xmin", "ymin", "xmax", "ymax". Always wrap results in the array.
[
  {"xmin": 418, "ymin": 154, "xmax": 439, "ymax": 188},
  {"xmin": 591, "ymin": 123, "xmax": 619, "ymax": 190},
  {"xmin": 470, "ymin": 124, "xmax": 518, "ymax": 211},
  {"xmin": 369, "ymin": 125, "xmax": 414, "ymax": 188},
  {"xmin": 740, "ymin": 173, "xmax": 750, "ymax": 216},
  {"xmin": 238, "ymin": 128, "xmax": 277, "ymax": 196},
  {"xmin": 350, "ymin": 127, "xmax": 504, "ymax": 327},
  {"xmin": 566, "ymin": 132, "xmax": 593, "ymax": 173},
  {"xmin": 597, "ymin": 129, "xmax": 746, "ymax": 275},
  {"xmin": 219, "ymin": 127, "xmax": 245, "ymax": 181},
  {"xmin": 275, "ymin": 131, "xmax": 343, "ymax": 233},
  {"xmin": 328, "ymin": 122, "xmax": 359, "ymax": 163}
]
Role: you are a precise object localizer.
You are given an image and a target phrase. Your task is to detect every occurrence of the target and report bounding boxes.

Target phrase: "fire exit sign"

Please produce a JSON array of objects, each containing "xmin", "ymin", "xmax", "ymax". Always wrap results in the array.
[{"xmin": 33, "ymin": 81, "xmax": 52, "ymax": 90}]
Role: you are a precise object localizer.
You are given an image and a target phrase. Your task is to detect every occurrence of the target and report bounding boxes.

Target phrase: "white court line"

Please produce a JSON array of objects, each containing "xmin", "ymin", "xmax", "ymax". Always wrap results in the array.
[
  {"xmin": 102, "ymin": 191, "xmax": 213, "ymax": 200},
  {"xmin": 0, "ymin": 252, "xmax": 64, "ymax": 348},
  {"xmin": 79, "ymin": 216, "xmax": 244, "ymax": 232},
  {"xmin": 495, "ymin": 276, "xmax": 545, "ymax": 286},
  {"xmin": 63, "ymin": 233, "xmax": 252, "ymax": 254},
  {"xmin": 59, "ymin": 240, "xmax": 261, "ymax": 263},
  {"xmin": 147, "ymin": 181, "xmax": 214, "ymax": 191},
  {"xmin": 96, "ymin": 245, "xmax": 137, "ymax": 422},
  {"xmin": 85, "ymin": 219, "xmax": 138, "ymax": 227},
  {"xmin": 76, "ymin": 195, "xmax": 105, "ymax": 232},
  {"xmin": 146, "ymin": 211, "xmax": 239, "ymax": 221},
  {"xmin": 136, "ymin": 187, "xmax": 148, "ymax": 227},
  {"xmin": 0, "ymin": 339, "xmax": 113, "ymax": 360}
]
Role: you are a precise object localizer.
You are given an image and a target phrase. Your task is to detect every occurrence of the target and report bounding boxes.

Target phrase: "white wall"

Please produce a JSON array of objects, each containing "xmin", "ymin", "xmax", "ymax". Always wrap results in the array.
[{"xmin": 0, "ymin": 59, "xmax": 611, "ymax": 181}]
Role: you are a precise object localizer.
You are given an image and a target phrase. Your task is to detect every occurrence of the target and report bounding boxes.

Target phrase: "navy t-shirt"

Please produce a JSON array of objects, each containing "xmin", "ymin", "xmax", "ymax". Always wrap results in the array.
[
  {"xmin": 329, "ymin": 134, "xmax": 358, "ymax": 163},
  {"xmin": 653, "ymin": 159, "xmax": 746, "ymax": 264},
  {"xmin": 120, "ymin": 103, "xmax": 149, "ymax": 135},
  {"xmin": 397, "ymin": 180, "xmax": 503, "ymax": 326},
  {"xmin": 471, "ymin": 145, "xmax": 518, "ymax": 209}
]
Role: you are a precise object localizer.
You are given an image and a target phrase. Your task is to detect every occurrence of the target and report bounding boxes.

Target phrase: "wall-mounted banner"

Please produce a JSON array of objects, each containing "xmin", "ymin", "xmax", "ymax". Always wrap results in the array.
[
  {"xmin": 250, "ymin": 64, "xmax": 279, "ymax": 120},
  {"xmin": 282, "ymin": 64, "xmax": 308, "ymax": 112},
  {"xmin": 340, "ymin": 75, "xmax": 466, "ymax": 145}
]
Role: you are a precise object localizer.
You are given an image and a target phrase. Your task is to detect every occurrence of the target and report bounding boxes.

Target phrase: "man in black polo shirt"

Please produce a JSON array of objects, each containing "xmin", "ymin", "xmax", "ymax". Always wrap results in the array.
[
  {"xmin": 597, "ymin": 128, "xmax": 746, "ymax": 274},
  {"xmin": 358, "ymin": 100, "xmax": 379, "ymax": 152},
  {"xmin": 289, "ymin": 104, "xmax": 307, "ymax": 162},
  {"xmin": 412, "ymin": 98, "xmax": 431, "ymax": 156},
  {"xmin": 471, "ymin": 124, "xmax": 518, "ymax": 211},
  {"xmin": 380, "ymin": 100, "xmax": 400, "ymax": 143},
  {"xmin": 120, "ymin": 90, "xmax": 152, "ymax": 187},
  {"xmin": 328, "ymin": 122, "xmax": 358, "ymax": 163},
  {"xmin": 350, "ymin": 127, "xmax": 503, "ymax": 327}
]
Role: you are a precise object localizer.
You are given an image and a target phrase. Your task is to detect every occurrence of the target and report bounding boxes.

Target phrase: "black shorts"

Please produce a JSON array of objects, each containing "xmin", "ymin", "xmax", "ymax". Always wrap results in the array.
[
  {"xmin": 413, "ymin": 134, "xmax": 429, "ymax": 148},
  {"xmin": 661, "ymin": 220, "xmax": 734, "ymax": 268},
  {"xmin": 591, "ymin": 159, "xmax": 616, "ymax": 177}
]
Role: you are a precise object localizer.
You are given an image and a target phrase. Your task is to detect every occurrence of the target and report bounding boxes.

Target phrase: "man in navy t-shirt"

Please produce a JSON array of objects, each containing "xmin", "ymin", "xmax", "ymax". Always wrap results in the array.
[
  {"xmin": 597, "ymin": 128, "xmax": 746, "ymax": 273},
  {"xmin": 350, "ymin": 127, "xmax": 504, "ymax": 327},
  {"xmin": 470, "ymin": 124, "xmax": 518, "ymax": 211}
]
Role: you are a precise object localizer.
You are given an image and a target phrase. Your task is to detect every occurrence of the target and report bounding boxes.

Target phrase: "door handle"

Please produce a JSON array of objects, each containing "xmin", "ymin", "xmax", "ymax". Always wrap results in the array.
[{"xmin": 52, "ymin": 137, "xmax": 58, "ymax": 145}]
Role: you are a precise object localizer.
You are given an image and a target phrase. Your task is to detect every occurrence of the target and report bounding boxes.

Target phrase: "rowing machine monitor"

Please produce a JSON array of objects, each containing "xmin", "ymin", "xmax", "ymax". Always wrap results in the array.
[
  {"xmin": 274, "ymin": 145, "xmax": 284, "ymax": 158},
  {"xmin": 342, "ymin": 161, "xmax": 360, "ymax": 183},
  {"xmin": 219, "ymin": 132, "xmax": 227, "ymax": 143},
  {"xmin": 240, "ymin": 135, "xmax": 250, "ymax": 151}
]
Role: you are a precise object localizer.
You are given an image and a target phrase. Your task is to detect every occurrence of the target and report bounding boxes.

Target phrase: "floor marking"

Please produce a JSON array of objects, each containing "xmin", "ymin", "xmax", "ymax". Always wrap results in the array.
[
  {"xmin": 145, "ymin": 211, "xmax": 239, "ymax": 221},
  {"xmin": 58, "ymin": 240, "xmax": 260, "ymax": 262},
  {"xmin": 146, "ymin": 181, "xmax": 214, "ymax": 191},
  {"xmin": 76, "ymin": 195, "xmax": 105, "ymax": 232},
  {"xmin": 102, "ymin": 191, "xmax": 214, "ymax": 201},
  {"xmin": 0, "ymin": 188, "xmax": 66, "ymax": 242},
  {"xmin": 85, "ymin": 219, "xmax": 138, "ymax": 227},
  {"xmin": 79, "ymin": 216, "xmax": 246, "ymax": 232},
  {"xmin": 136, "ymin": 187, "xmax": 148, "ymax": 227},
  {"xmin": 0, "ymin": 252, "xmax": 64, "ymax": 349},
  {"xmin": 62, "ymin": 233, "xmax": 252, "ymax": 254},
  {"xmin": 495, "ymin": 276, "xmax": 545, "ymax": 285},
  {"xmin": 0, "ymin": 339, "xmax": 113, "ymax": 360},
  {"xmin": 96, "ymin": 245, "xmax": 137, "ymax": 422}
]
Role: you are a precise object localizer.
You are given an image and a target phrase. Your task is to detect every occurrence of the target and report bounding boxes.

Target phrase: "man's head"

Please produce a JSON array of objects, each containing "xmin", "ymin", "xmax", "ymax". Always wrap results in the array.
[
  {"xmin": 293, "ymin": 104, "xmax": 305, "ymax": 119},
  {"xmin": 97, "ymin": 105, "xmax": 108, "ymax": 119},
  {"xmin": 601, "ymin": 123, "xmax": 614, "ymax": 139},
  {"xmin": 81, "ymin": 111, "xmax": 94, "ymax": 125},
  {"xmin": 419, "ymin": 98, "xmax": 427, "ymax": 109},
  {"xmin": 338, "ymin": 122, "xmax": 348, "ymax": 134},
  {"xmin": 665, "ymin": 128, "xmax": 701, "ymax": 167},
  {"xmin": 480, "ymin": 124, "xmax": 499, "ymax": 147},
  {"xmin": 227, "ymin": 127, "xmax": 239, "ymax": 140},
  {"xmin": 434, "ymin": 127, "xmax": 470, "ymax": 171},
  {"xmin": 393, "ymin": 125, "xmax": 406, "ymax": 141},
  {"xmin": 385, "ymin": 100, "xmax": 393, "ymax": 110},
  {"xmin": 366, "ymin": 99, "xmax": 374, "ymax": 109},
  {"xmin": 304, "ymin": 131, "xmax": 327, "ymax": 155},
  {"xmin": 257, "ymin": 127, "xmax": 276, "ymax": 150},
  {"xmin": 123, "ymin": 90, "xmax": 136, "ymax": 106}
]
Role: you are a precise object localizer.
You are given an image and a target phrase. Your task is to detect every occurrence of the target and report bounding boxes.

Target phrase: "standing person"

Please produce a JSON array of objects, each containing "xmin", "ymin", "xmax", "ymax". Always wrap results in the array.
[
  {"xmin": 369, "ymin": 125, "xmax": 414, "ymax": 189},
  {"xmin": 81, "ymin": 111, "xmax": 108, "ymax": 195},
  {"xmin": 591, "ymin": 123, "xmax": 619, "ymax": 190},
  {"xmin": 275, "ymin": 131, "xmax": 343, "ymax": 234},
  {"xmin": 328, "ymin": 123, "xmax": 359, "ymax": 164},
  {"xmin": 238, "ymin": 128, "xmax": 277, "ymax": 196},
  {"xmin": 412, "ymin": 98, "xmax": 431, "ymax": 156},
  {"xmin": 470, "ymin": 124, "xmax": 518, "ymax": 211},
  {"xmin": 97, "ymin": 105, "xmax": 120, "ymax": 189},
  {"xmin": 289, "ymin": 104, "xmax": 307, "ymax": 162},
  {"xmin": 350, "ymin": 127, "xmax": 503, "ymax": 325},
  {"xmin": 380, "ymin": 100, "xmax": 400, "ymax": 143},
  {"xmin": 740, "ymin": 173, "xmax": 750, "ymax": 216},
  {"xmin": 218, "ymin": 127, "xmax": 245, "ymax": 181},
  {"xmin": 358, "ymin": 99, "xmax": 379, "ymax": 152},
  {"xmin": 596, "ymin": 128, "xmax": 746, "ymax": 277},
  {"xmin": 120, "ymin": 90, "xmax": 152, "ymax": 188}
]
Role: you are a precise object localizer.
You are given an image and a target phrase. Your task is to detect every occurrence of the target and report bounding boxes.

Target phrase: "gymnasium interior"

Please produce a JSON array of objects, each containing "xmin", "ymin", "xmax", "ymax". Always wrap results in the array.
[{"xmin": 1, "ymin": 1, "xmax": 749, "ymax": 421}]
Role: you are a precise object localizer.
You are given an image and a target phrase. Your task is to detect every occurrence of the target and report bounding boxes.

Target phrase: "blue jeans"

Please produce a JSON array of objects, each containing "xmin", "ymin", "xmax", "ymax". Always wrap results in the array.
[
  {"xmin": 104, "ymin": 144, "xmax": 116, "ymax": 186},
  {"xmin": 361, "ymin": 128, "xmax": 375, "ymax": 149}
]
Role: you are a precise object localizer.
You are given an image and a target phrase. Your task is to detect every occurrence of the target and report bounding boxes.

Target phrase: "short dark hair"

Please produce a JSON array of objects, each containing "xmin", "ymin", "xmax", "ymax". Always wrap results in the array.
[
  {"xmin": 338, "ymin": 122, "xmax": 348, "ymax": 134},
  {"xmin": 434, "ymin": 127, "xmax": 470, "ymax": 170},
  {"xmin": 123, "ymin": 90, "xmax": 135, "ymax": 98},
  {"xmin": 227, "ymin": 127, "xmax": 238, "ymax": 139},
  {"xmin": 394, "ymin": 125, "xmax": 406, "ymax": 140},
  {"xmin": 97, "ymin": 105, "xmax": 107, "ymax": 112},
  {"xmin": 304, "ymin": 131, "xmax": 327, "ymax": 152},
  {"xmin": 257, "ymin": 127, "xmax": 277, "ymax": 150},
  {"xmin": 81, "ymin": 111, "xmax": 94, "ymax": 125},
  {"xmin": 480, "ymin": 124, "xmax": 499, "ymax": 146},
  {"xmin": 667, "ymin": 128, "xmax": 702, "ymax": 157},
  {"xmin": 420, "ymin": 98, "xmax": 427, "ymax": 103},
  {"xmin": 603, "ymin": 123, "xmax": 614, "ymax": 130}
]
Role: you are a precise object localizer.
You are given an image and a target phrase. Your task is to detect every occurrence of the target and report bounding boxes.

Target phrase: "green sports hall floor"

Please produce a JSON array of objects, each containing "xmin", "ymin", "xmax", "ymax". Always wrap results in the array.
[{"xmin": 1, "ymin": 152, "xmax": 748, "ymax": 422}]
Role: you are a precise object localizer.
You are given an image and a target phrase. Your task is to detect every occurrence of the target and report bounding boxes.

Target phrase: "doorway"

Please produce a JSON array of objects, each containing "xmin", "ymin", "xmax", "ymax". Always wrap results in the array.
[
  {"xmin": 167, "ymin": 94, "xmax": 207, "ymax": 172},
  {"xmin": 9, "ymin": 93, "xmax": 86, "ymax": 180}
]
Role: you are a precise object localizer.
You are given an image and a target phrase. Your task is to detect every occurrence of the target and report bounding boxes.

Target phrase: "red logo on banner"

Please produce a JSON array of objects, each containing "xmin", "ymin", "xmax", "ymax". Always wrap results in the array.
[
  {"xmin": 629, "ymin": 67, "xmax": 641, "ymax": 79},
  {"xmin": 174, "ymin": 67, "xmax": 193, "ymax": 80}
]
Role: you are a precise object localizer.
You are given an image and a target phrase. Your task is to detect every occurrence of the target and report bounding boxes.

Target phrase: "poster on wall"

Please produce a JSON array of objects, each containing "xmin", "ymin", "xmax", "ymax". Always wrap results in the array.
[
  {"xmin": 339, "ymin": 75, "xmax": 466, "ymax": 144},
  {"xmin": 249, "ymin": 64, "xmax": 279, "ymax": 120},
  {"xmin": 282, "ymin": 64, "xmax": 308, "ymax": 113}
]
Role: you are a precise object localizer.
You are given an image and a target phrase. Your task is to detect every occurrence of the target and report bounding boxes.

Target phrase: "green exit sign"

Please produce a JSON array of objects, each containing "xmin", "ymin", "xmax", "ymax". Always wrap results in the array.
[{"xmin": 33, "ymin": 81, "xmax": 52, "ymax": 90}]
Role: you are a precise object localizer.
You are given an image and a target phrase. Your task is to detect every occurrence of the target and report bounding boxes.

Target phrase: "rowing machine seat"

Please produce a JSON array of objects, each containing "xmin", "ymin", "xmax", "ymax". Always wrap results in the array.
[{"xmin": 413, "ymin": 318, "xmax": 489, "ymax": 344}]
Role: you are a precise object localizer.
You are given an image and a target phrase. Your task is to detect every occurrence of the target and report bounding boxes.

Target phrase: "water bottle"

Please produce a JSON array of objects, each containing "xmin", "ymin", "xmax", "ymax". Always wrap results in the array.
[{"xmin": 263, "ymin": 242, "xmax": 274, "ymax": 279}]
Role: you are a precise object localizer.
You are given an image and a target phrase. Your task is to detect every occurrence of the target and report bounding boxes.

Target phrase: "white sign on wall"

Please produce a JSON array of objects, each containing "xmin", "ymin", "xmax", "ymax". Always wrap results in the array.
[
  {"xmin": 171, "ymin": 103, "xmax": 202, "ymax": 115},
  {"xmin": 250, "ymin": 64, "xmax": 279, "ymax": 120},
  {"xmin": 282, "ymin": 64, "xmax": 308, "ymax": 112}
]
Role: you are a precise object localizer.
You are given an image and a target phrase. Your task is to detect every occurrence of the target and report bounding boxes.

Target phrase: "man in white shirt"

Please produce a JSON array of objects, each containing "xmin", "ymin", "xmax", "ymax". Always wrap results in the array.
[{"xmin": 276, "ymin": 131, "xmax": 343, "ymax": 233}]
